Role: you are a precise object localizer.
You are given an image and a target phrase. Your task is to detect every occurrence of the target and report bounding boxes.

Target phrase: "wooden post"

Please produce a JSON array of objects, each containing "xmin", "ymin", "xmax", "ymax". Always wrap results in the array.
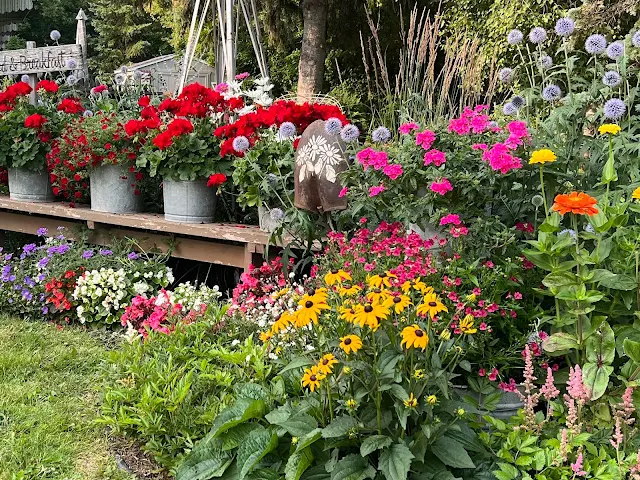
[
  {"xmin": 75, "ymin": 9, "xmax": 89, "ymax": 86},
  {"xmin": 25, "ymin": 41, "xmax": 38, "ymax": 105},
  {"xmin": 225, "ymin": 0, "xmax": 234, "ymax": 82}
]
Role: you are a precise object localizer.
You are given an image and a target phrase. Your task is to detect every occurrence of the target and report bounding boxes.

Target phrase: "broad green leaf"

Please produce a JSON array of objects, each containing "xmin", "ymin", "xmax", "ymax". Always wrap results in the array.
[
  {"xmin": 295, "ymin": 428, "xmax": 323, "ymax": 451},
  {"xmin": 378, "ymin": 444, "xmax": 414, "ymax": 480},
  {"xmin": 623, "ymin": 339, "xmax": 640, "ymax": 364},
  {"xmin": 237, "ymin": 427, "xmax": 279, "ymax": 479},
  {"xmin": 542, "ymin": 272, "xmax": 577, "ymax": 289},
  {"xmin": 542, "ymin": 333, "xmax": 579, "ymax": 354},
  {"xmin": 247, "ymin": 469, "xmax": 281, "ymax": 480},
  {"xmin": 279, "ymin": 357, "xmax": 314, "ymax": 375},
  {"xmin": 222, "ymin": 423, "xmax": 260, "ymax": 451},
  {"xmin": 598, "ymin": 274, "xmax": 637, "ymax": 291},
  {"xmin": 265, "ymin": 404, "xmax": 294, "ymax": 425},
  {"xmin": 585, "ymin": 322, "xmax": 615, "ymax": 365},
  {"xmin": 431, "ymin": 436, "xmax": 475, "ymax": 469},
  {"xmin": 209, "ymin": 398, "xmax": 266, "ymax": 439},
  {"xmin": 360, "ymin": 435, "xmax": 393, "ymax": 457},
  {"xmin": 175, "ymin": 437, "xmax": 234, "ymax": 480},
  {"xmin": 522, "ymin": 251, "xmax": 554, "ymax": 271},
  {"xmin": 301, "ymin": 465, "xmax": 331, "ymax": 480},
  {"xmin": 285, "ymin": 447, "xmax": 314, "ymax": 480},
  {"xmin": 276, "ymin": 411, "xmax": 318, "ymax": 437},
  {"xmin": 582, "ymin": 362, "xmax": 613, "ymax": 400},
  {"xmin": 322, "ymin": 415, "xmax": 358, "ymax": 438},
  {"xmin": 331, "ymin": 454, "xmax": 376, "ymax": 480}
]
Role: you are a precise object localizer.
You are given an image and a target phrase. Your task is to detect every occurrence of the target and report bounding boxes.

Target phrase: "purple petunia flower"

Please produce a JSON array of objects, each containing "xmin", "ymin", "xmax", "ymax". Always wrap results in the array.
[
  {"xmin": 23, "ymin": 243, "xmax": 37, "ymax": 255},
  {"xmin": 128, "ymin": 252, "xmax": 139, "ymax": 260},
  {"xmin": 37, "ymin": 257, "xmax": 50, "ymax": 269},
  {"xmin": 99, "ymin": 249, "xmax": 113, "ymax": 256},
  {"xmin": 82, "ymin": 250, "xmax": 94, "ymax": 259},
  {"xmin": 37, "ymin": 228, "xmax": 48, "ymax": 237}
]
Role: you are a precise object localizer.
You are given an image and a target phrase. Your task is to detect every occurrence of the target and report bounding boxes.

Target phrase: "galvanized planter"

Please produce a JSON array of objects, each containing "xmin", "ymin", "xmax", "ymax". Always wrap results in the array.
[
  {"xmin": 8, "ymin": 167, "xmax": 54, "ymax": 202},
  {"xmin": 163, "ymin": 178, "xmax": 216, "ymax": 223},
  {"xmin": 90, "ymin": 164, "xmax": 143, "ymax": 214},
  {"xmin": 455, "ymin": 385, "xmax": 524, "ymax": 421}
]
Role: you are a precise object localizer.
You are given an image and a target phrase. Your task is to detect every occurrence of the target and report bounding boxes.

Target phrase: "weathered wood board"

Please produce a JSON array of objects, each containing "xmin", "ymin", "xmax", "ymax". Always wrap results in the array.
[{"xmin": 0, "ymin": 44, "xmax": 83, "ymax": 75}]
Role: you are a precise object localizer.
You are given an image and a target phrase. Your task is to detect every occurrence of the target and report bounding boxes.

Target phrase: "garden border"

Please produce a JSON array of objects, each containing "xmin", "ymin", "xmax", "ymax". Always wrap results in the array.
[{"xmin": 0, "ymin": 195, "xmax": 269, "ymax": 271}]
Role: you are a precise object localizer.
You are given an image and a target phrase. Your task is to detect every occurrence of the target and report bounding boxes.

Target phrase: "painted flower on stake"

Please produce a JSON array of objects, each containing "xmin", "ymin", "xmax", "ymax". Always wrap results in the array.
[
  {"xmin": 552, "ymin": 192, "xmax": 599, "ymax": 216},
  {"xmin": 599, "ymin": 124, "xmax": 621, "ymax": 135},
  {"xmin": 529, "ymin": 149, "xmax": 556, "ymax": 164},
  {"xmin": 632, "ymin": 187, "xmax": 640, "ymax": 200},
  {"xmin": 401, "ymin": 324, "xmax": 429, "ymax": 350},
  {"xmin": 339, "ymin": 334, "xmax": 362, "ymax": 354},
  {"xmin": 417, "ymin": 293, "xmax": 448, "ymax": 318}
]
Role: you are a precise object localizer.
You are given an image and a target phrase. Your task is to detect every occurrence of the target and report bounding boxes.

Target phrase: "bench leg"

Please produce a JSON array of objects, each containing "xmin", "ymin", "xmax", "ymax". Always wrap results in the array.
[{"xmin": 244, "ymin": 243, "xmax": 265, "ymax": 272}]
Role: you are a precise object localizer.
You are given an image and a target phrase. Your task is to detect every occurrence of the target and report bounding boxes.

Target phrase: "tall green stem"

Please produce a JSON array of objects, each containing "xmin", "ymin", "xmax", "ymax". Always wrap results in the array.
[{"xmin": 539, "ymin": 165, "xmax": 550, "ymax": 219}]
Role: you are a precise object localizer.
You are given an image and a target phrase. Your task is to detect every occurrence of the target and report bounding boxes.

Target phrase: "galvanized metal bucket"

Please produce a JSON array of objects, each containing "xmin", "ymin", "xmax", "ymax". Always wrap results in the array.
[
  {"xmin": 163, "ymin": 178, "xmax": 216, "ymax": 223},
  {"xmin": 90, "ymin": 164, "xmax": 143, "ymax": 214},
  {"xmin": 8, "ymin": 167, "xmax": 54, "ymax": 202}
]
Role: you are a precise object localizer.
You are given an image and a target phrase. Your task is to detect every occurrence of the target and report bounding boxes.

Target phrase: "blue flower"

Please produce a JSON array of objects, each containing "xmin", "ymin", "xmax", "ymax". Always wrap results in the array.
[
  {"xmin": 555, "ymin": 18, "xmax": 575, "ymax": 37},
  {"xmin": 585, "ymin": 34, "xmax": 607, "ymax": 54},
  {"xmin": 498, "ymin": 68, "xmax": 514, "ymax": 83},
  {"xmin": 324, "ymin": 118, "xmax": 343, "ymax": 135},
  {"xmin": 21, "ymin": 74, "xmax": 30, "ymax": 83},
  {"xmin": 50, "ymin": 30, "xmax": 61, "ymax": 41},
  {"xmin": 507, "ymin": 29, "xmax": 523, "ymax": 45},
  {"xmin": 23, "ymin": 243, "xmax": 37, "ymax": 255},
  {"xmin": 584, "ymin": 224, "xmax": 595, "ymax": 233},
  {"xmin": 66, "ymin": 75, "xmax": 78, "ymax": 86},
  {"xmin": 83, "ymin": 110, "xmax": 94, "ymax": 117},
  {"xmin": 503, "ymin": 103, "xmax": 518, "ymax": 116},
  {"xmin": 539, "ymin": 55, "xmax": 553, "ymax": 69},
  {"xmin": 340, "ymin": 124, "xmax": 360, "ymax": 143},
  {"xmin": 66, "ymin": 58, "xmax": 77, "ymax": 70},
  {"xmin": 603, "ymin": 71, "xmax": 621, "ymax": 87},
  {"xmin": 232, "ymin": 136, "xmax": 250, "ymax": 152},
  {"xmin": 371, "ymin": 126, "xmax": 391, "ymax": 143},
  {"xmin": 270, "ymin": 208, "xmax": 285, "ymax": 221},
  {"xmin": 633, "ymin": 31, "xmax": 640, "ymax": 48},
  {"xmin": 279, "ymin": 122, "xmax": 296, "ymax": 139},
  {"xmin": 37, "ymin": 227, "xmax": 48, "ymax": 236},
  {"xmin": 603, "ymin": 98, "xmax": 626, "ymax": 119},
  {"xmin": 542, "ymin": 84, "xmax": 562, "ymax": 101},
  {"xmin": 606, "ymin": 41, "xmax": 624, "ymax": 59},
  {"xmin": 99, "ymin": 249, "xmax": 113, "ymax": 256},
  {"xmin": 529, "ymin": 27, "xmax": 547, "ymax": 44},
  {"xmin": 559, "ymin": 229, "xmax": 577, "ymax": 240},
  {"xmin": 128, "ymin": 252, "xmax": 139, "ymax": 260},
  {"xmin": 82, "ymin": 250, "xmax": 94, "ymax": 259},
  {"xmin": 511, "ymin": 95, "xmax": 526, "ymax": 109},
  {"xmin": 37, "ymin": 257, "xmax": 50, "ymax": 269},
  {"xmin": 42, "ymin": 306, "xmax": 49, "ymax": 315}
]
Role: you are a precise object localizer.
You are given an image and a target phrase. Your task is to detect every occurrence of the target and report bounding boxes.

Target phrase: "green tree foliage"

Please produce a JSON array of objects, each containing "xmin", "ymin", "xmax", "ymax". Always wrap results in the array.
[
  {"xmin": 17, "ymin": 0, "xmax": 89, "ymax": 48},
  {"xmin": 88, "ymin": 0, "xmax": 172, "ymax": 74}
]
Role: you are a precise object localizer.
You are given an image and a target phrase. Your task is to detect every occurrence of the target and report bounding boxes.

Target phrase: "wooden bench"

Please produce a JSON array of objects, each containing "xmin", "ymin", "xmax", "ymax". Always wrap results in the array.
[{"xmin": 0, "ymin": 195, "xmax": 274, "ymax": 271}]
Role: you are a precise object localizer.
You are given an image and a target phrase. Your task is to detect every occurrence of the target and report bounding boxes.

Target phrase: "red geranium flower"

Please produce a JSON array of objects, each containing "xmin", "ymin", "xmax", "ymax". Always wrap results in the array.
[
  {"xmin": 138, "ymin": 96, "xmax": 151, "ymax": 107},
  {"xmin": 24, "ymin": 113, "xmax": 48, "ymax": 129},
  {"xmin": 35, "ymin": 79, "xmax": 59, "ymax": 93},
  {"xmin": 207, "ymin": 173, "xmax": 227, "ymax": 187},
  {"xmin": 92, "ymin": 84, "xmax": 108, "ymax": 94},
  {"xmin": 57, "ymin": 97, "xmax": 84, "ymax": 114},
  {"xmin": 153, "ymin": 131, "xmax": 174, "ymax": 150}
]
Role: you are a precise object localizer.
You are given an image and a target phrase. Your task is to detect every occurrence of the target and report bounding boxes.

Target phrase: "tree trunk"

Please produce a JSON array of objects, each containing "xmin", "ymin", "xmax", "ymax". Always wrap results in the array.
[{"xmin": 297, "ymin": 0, "xmax": 328, "ymax": 102}]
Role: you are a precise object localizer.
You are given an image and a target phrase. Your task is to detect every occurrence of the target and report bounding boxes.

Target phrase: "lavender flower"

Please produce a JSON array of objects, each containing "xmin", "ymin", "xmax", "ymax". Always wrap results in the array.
[
  {"xmin": 633, "ymin": 31, "xmax": 640, "ymax": 48},
  {"xmin": 23, "ymin": 243, "xmax": 37, "ymax": 256},
  {"xmin": 127, "ymin": 252, "xmax": 139, "ymax": 260},
  {"xmin": 42, "ymin": 306, "xmax": 49, "ymax": 315},
  {"xmin": 585, "ymin": 34, "xmax": 607, "ymax": 55},
  {"xmin": 232, "ymin": 136, "xmax": 250, "ymax": 152},
  {"xmin": 340, "ymin": 124, "xmax": 360, "ymax": 143},
  {"xmin": 371, "ymin": 126, "xmax": 391, "ymax": 143},
  {"xmin": 24, "ymin": 276, "xmax": 35, "ymax": 288},
  {"xmin": 539, "ymin": 55, "xmax": 553, "ymax": 69},
  {"xmin": 324, "ymin": 118, "xmax": 343, "ymax": 135},
  {"xmin": 606, "ymin": 41, "xmax": 624, "ymax": 59},
  {"xmin": 57, "ymin": 226, "xmax": 65, "ymax": 231},
  {"xmin": 499, "ymin": 68, "xmax": 514, "ymax": 83},
  {"xmin": 50, "ymin": 30, "xmax": 61, "ymax": 41},
  {"xmin": 529, "ymin": 27, "xmax": 547, "ymax": 44},
  {"xmin": 21, "ymin": 289, "xmax": 33, "ymax": 301},
  {"xmin": 37, "ymin": 257, "xmax": 50, "ymax": 269},
  {"xmin": 82, "ymin": 250, "xmax": 94, "ymax": 259},
  {"xmin": 603, "ymin": 98, "xmax": 626, "ymax": 119},
  {"xmin": 278, "ymin": 122, "xmax": 296, "ymax": 139},
  {"xmin": 603, "ymin": 71, "xmax": 621, "ymax": 87},
  {"xmin": 511, "ymin": 95, "xmax": 526, "ymax": 108},
  {"xmin": 555, "ymin": 18, "xmax": 575, "ymax": 37},
  {"xmin": 37, "ymin": 227, "xmax": 48, "ymax": 237},
  {"xmin": 270, "ymin": 208, "xmax": 285, "ymax": 221},
  {"xmin": 507, "ymin": 29, "xmax": 523, "ymax": 45},
  {"xmin": 66, "ymin": 75, "xmax": 78, "ymax": 86},
  {"xmin": 83, "ymin": 110, "xmax": 94, "ymax": 117},
  {"xmin": 99, "ymin": 249, "xmax": 113, "ymax": 256},
  {"xmin": 503, "ymin": 103, "xmax": 518, "ymax": 115},
  {"xmin": 21, "ymin": 75, "xmax": 30, "ymax": 83},
  {"xmin": 114, "ymin": 72, "xmax": 127, "ymax": 86},
  {"xmin": 542, "ymin": 84, "xmax": 562, "ymax": 101}
]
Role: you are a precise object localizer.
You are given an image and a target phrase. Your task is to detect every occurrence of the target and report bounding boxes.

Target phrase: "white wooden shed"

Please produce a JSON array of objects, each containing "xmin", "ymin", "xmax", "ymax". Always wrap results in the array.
[
  {"xmin": 0, "ymin": 0, "xmax": 34, "ymax": 50},
  {"xmin": 116, "ymin": 54, "xmax": 217, "ymax": 94}
]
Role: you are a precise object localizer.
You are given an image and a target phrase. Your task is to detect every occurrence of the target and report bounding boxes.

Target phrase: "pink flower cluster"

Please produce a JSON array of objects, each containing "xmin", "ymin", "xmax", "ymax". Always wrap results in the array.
[
  {"xmin": 416, "ymin": 130, "xmax": 436, "ymax": 149},
  {"xmin": 430, "ymin": 178, "xmax": 453, "ymax": 195},
  {"xmin": 423, "ymin": 149, "xmax": 446, "ymax": 167},
  {"xmin": 448, "ymin": 105, "xmax": 493, "ymax": 135},
  {"xmin": 472, "ymin": 120, "xmax": 530, "ymax": 175},
  {"xmin": 399, "ymin": 122, "xmax": 420, "ymax": 134},
  {"xmin": 229, "ymin": 258, "xmax": 289, "ymax": 315},
  {"xmin": 439, "ymin": 214, "xmax": 461, "ymax": 226},
  {"xmin": 356, "ymin": 147, "xmax": 404, "ymax": 180}
]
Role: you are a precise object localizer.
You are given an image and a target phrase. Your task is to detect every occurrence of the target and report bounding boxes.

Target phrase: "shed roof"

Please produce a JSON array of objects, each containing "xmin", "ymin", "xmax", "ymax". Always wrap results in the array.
[
  {"xmin": 0, "ymin": 0, "xmax": 33, "ymax": 14},
  {"xmin": 121, "ymin": 54, "xmax": 214, "ymax": 71}
]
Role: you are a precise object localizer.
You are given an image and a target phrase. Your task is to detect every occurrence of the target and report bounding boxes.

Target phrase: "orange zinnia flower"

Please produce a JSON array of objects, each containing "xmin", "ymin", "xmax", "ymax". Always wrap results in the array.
[{"xmin": 551, "ymin": 192, "xmax": 599, "ymax": 216}]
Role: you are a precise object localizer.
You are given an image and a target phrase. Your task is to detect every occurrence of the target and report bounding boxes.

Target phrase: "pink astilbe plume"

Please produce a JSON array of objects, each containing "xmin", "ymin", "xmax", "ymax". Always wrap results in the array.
[
  {"xmin": 517, "ymin": 345, "xmax": 541, "ymax": 430},
  {"xmin": 611, "ymin": 387, "xmax": 636, "ymax": 449},
  {"xmin": 541, "ymin": 367, "xmax": 560, "ymax": 400},
  {"xmin": 630, "ymin": 450, "xmax": 640, "ymax": 480},
  {"xmin": 570, "ymin": 452, "xmax": 587, "ymax": 477},
  {"xmin": 557, "ymin": 428, "xmax": 569, "ymax": 465},
  {"xmin": 567, "ymin": 365, "xmax": 590, "ymax": 402}
]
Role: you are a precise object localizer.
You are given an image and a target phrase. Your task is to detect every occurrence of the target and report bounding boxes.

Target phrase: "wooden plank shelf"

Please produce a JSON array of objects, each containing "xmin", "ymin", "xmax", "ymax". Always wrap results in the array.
[{"xmin": 0, "ymin": 195, "xmax": 273, "ymax": 271}]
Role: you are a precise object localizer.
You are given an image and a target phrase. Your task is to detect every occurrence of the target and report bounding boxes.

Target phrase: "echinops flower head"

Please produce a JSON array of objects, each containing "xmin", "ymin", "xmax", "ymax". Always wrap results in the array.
[
  {"xmin": 507, "ymin": 29, "xmax": 524, "ymax": 45},
  {"xmin": 542, "ymin": 84, "xmax": 562, "ymax": 101},
  {"xmin": 278, "ymin": 122, "xmax": 296, "ymax": 139},
  {"xmin": 606, "ymin": 41, "xmax": 624, "ymax": 59},
  {"xmin": 340, "ymin": 124, "xmax": 360, "ymax": 143},
  {"xmin": 324, "ymin": 118, "xmax": 342, "ymax": 135},
  {"xmin": 21, "ymin": 74, "xmax": 30, "ymax": 83},
  {"xmin": 270, "ymin": 208, "xmax": 285, "ymax": 221},
  {"xmin": 529, "ymin": 27, "xmax": 547, "ymax": 44},
  {"xmin": 65, "ymin": 58, "xmax": 77, "ymax": 69},
  {"xmin": 585, "ymin": 34, "xmax": 607, "ymax": 54},
  {"xmin": 511, "ymin": 95, "xmax": 526, "ymax": 108},
  {"xmin": 555, "ymin": 18, "xmax": 575, "ymax": 37},
  {"xmin": 503, "ymin": 102, "xmax": 518, "ymax": 116},
  {"xmin": 114, "ymin": 72, "xmax": 127, "ymax": 85},
  {"xmin": 633, "ymin": 31, "xmax": 640, "ymax": 48},
  {"xmin": 50, "ymin": 30, "xmax": 61, "ymax": 41},
  {"xmin": 603, "ymin": 70, "xmax": 621, "ymax": 87},
  {"xmin": 371, "ymin": 126, "xmax": 391, "ymax": 143},
  {"xmin": 66, "ymin": 74, "xmax": 78, "ymax": 86},
  {"xmin": 232, "ymin": 135, "xmax": 250, "ymax": 152},
  {"xmin": 499, "ymin": 67, "xmax": 514, "ymax": 83},
  {"xmin": 539, "ymin": 55, "xmax": 553, "ymax": 69},
  {"xmin": 603, "ymin": 98, "xmax": 626, "ymax": 119}
]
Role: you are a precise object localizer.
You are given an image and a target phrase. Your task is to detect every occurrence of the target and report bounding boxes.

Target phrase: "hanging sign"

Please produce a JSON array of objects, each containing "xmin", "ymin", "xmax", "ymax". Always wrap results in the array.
[{"xmin": 0, "ymin": 44, "xmax": 84, "ymax": 76}]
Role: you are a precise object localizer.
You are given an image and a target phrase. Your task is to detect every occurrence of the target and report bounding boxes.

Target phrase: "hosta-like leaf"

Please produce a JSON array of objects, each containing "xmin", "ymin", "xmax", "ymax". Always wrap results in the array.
[
  {"xmin": 237, "ymin": 426, "xmax": 279, "ymax": 479},
  {"xmin": 331, "ymin": 454, "xmax": 376, "ymax": 480},
  {"xmin": 378, "ymin": 443, "xmax": 414, "ymax": 480}
]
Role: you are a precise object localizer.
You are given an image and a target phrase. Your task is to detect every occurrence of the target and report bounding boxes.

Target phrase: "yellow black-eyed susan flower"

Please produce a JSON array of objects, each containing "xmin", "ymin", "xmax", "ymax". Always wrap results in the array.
[
  {"xmin": 301, "ymin": 365, "xmax": 326, "ymax": 392},
  {"xmin": 318, "ymin": 353, "xmax": 338, "ymax": 375},
  {"xmin": 295, "ymin": 294, "xmax": 330, "ymax": 327},
  {"xmin": 271, "ymin": 311, "xmax": 292, "ymax": 334},
  {"xmin": 339, "ymin": 305, "xmax": 358, "ymax": 323},
  {"xmin": 366, "ymin": 288, "xmax": 391, "ymax": 304},
  {"xmin": 388, "ymin": 294, "xmax": 411, "ymax": 314},
  {"xmin": 354, "ymin": 301, "xmax": 389, "ymax": 330},
  {"xmin": 338, "ymin": 284, "xmax": 362, "ymax": 297},
  {"xmin": 401, "ymin": 324, "xmax": 429, "ymax": 350},
  {"xmin": 417, "ymin": 293, "xmax": 448, "ymax": 319},
  {"xmin": 324, "ymin": 269, "xmax": 352, "ymax": 286},
  {"xmin": 404, "ymin": 393, "xmax": 418, "ymax": 408},
  {"xmin": 459, "ymin": 314, "xmax": 478, "ymax": 334},
  {"xmin": 367, "ymin": 271, "xmax": 397, "ymax": 289},
  {"xmin": 339, "ymin": 334, "xmax": 363, "ymax": 354}
]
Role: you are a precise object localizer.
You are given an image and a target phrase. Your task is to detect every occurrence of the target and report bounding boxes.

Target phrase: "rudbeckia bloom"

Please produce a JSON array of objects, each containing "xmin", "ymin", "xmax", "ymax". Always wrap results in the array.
[
  {"xmin": 389, "ymin": 294, "xmax": 412, "ymax": 314},
  {"xmin": 633, "ymin": 187, "xmax": 640, "ymax": 200},
  {"xmin": 417, "ymin": 293, "xmax": 448, "ymax": 318},
  {"xmin": 318, "ymin": 353, "xmax": 338, "ymax": 375},
  {"xmin": 598, "ymin": 124, "xmax": 621, "ymax": 135},
  {"xmin": 259, "ymin": 331, "xmax": 272, "ymax": 342},
  {"xmin": 308, "ymin": 288, "xmax": 329, "ymax": 302},
  {"xmin": 354, "ymin": 301, "xmax": 389, "ymax": 330},
  {"xmin": 339, "ymin": 306, "xmax": 358, "ymax": 323},
  {"xmin": 367, "ymin": 271, "xmax": 397, "ymax": 289},
  {"xmin": 366, "ymin": 288, "xmax": 391, "ymax": 304},
  {"xmin": 551, "ymin": 192, "xmax": 599, "ymax": 216},
  {"xmin": 271, "ymin": 311, "xmax": 292, "ymax": 334},
  {"xmin": 404, "ymin": 392, "xmax": 418, "ymax": 408},
  {"xmin": 295, "ymin": 295, "xmax": 330, "ymax": 327},
  {"xmin": 459, "ymin": 314, "xmax": 478, "ymax": 334},
  {"xmin": 401, "ymin": 278, "xmax": 432, "ymax": 294},
  {"xmin": 302, "ymin": 365, "xmax": 326, "ymax": 392},
  {"xmin": 338, "ymin": 284, "xmax": 362, "ymax": 297},
  {"xmin": 401, "ymin": 324, "xmax": 429, "ymax": 350},
  {"xmin": 529, "ymin": 149, "xmax": 556, "ymax": 165},
  {"xmin": 324, "ymin": 269, "xmax": 352, "ymax": 286},
  {"xmin": 340, "ymin": 334, "xmax": 363, "ymax": 354}
]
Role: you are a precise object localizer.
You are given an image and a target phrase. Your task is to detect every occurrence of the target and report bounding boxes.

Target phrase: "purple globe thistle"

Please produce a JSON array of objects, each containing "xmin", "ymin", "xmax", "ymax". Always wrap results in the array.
[
  {"xmin": 278, "ymin": 122, "xmax": 296, "ymax": 139},
  {"xmin": 511, "ymin": 95, "xmax": 526, "ymax": 109},
  {"xmin": 232, "ymin": 135, "xmax": 250, "ymax": 152},
  {"xmin": 507, "ymin": 29, "xmax": 524, "ymax": 45},
  {"xmin": 603, "ymin": 70, "xmax": 621, "ymax": 87},
  {"xmin": 340, "ymin": 124, "xmax": 360, "ymax": 143},
  {"xmin": 499, "ymin": 67, "xmax": 514, "ymax": 83},
  {"xmin": 270, "ymin": 208, "xmax": 285, "ymax": 221},
  {"xmin": 21, "ymin": 74, "xmax": 30, "ymax": 83},
  {"xmin": 633, "ymin": 31, "xmax": 640, "ymax": 48},
  {"xmin": 555, "ymin": 18, "xmax": 575, "ymax": 37},
  {"xmin": 50, "ymin": 30, "xmax": 61, "ymax": 41},
  {"xmin": 606, "ymin": 41, "xmax": 624, "ymax": 59},
  {"xmin": 66, "ymin": 74, "xmax": 78, "ymax": 86},
  {"xmin": 372, "ymin": 126, "xmax": 391, "ymax": 143},
  {"xmin": 603, "ymin": 98, "xmax": 626, "ymax": 119},
  {"xmin": 128, "ymin": 252, "xmax": 139, "ymax": 260},
  {"xmin": 503, "ymin": 103, "xmax": 518, "ymax": 115},
  {"xmin": 324, "ymin": 118, "xmax": 343, "ymax": 135},
  {"xmin": 542, "ymin": 84, "xmax": 562, "ymax": 101},
  {"xmin": 529, "ymin": 27, "xmax": 547, "ymax": 44},
  {"xmin": 266, "ymin": 173, "xmax": 278, "ymax": 186},
  {"xmin": 585, "ymin": 34, "xmax": 607, "ymax": 54},
  {"xmin": 66, "ymin": 58, "xmax": 77, "ymax": 70},
  {"xmin": 539, "ymin": 54, "xmax": 553, "ymax": 69}
]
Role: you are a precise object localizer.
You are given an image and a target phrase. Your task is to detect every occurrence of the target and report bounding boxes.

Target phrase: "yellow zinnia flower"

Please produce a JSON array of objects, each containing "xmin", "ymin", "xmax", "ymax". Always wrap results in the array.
[
  {"xmin": 417, "ymin": 293, "xmax": 448, "ymax": 319},
  {"xmin": 338, "ymin": 284, "xmax": 362, "ymax": 297},
  {"xmin": 404, "ymin": 393, "xmax": 418, "ymax": 408},
  {"xmin": 324, "ymin": 269, "xmax": 352, "ymax": 286},
  {"xmin": 632, "ymin": 187, "xmax": 640, "ymax": 200},
  {"xmin": 366, "ymin": 288, "xmax": 391, "ymax": 304},
  {"xmin": 529, "ymin": 149, "xmax": 557, "ymax": 165},
  {"xmin": 295, "ymin": 294, "xmax": 330, "ymax": 326},
  {"xmin": 388, "ymin": 294, "xmax": 412, "ymax": 314},
  {"xmin": 459, "ymin": 314, "xmax": 478, "ymax": 334},
  {"xmin": 317, "ymin": 353, "xmax": 338, "ymax": 375},
  {"xmin": 599, "ymin": 124, "xmax": 621, "ymax": 135},
  {"xmin": 302, "ymin": 365, "xmax": 326, "ymax": 392},
  {"xmin": 354, "ymin": 301, "xmax": 389, "ymax": 330},
  {"xmin": 271, "ymin": 311, "xmax": 292, "ymax": 334},
  {"xmin": 400, "ymin": 324, "xmax": 429, "ymax": 350},
  {"xmin": 367, "ymin": 271, "xmax": 397, "ymax": 289},
  {"xmin": 339, "ymin": 334, "xmax": 363, "ymax": 354}
]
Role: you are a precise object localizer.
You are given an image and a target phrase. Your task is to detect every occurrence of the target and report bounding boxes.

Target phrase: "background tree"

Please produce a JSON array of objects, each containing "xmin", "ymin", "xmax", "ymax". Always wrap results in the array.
[
  {"xmin": 297, "ymin": 0, "xmax": 328, "ymax": 99},
  {"xmin": 17, "ymin": 0, "xmax": 90, "ymax": 48}
]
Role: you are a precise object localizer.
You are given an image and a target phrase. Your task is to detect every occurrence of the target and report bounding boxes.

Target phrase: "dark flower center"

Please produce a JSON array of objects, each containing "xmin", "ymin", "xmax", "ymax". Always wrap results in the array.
[
  {"xmin": 344, "ymin": 338, "xmax": 352, "ymax": 345},
  {"xmin": 349, "ymin": 309, "xmax": 355, "ymax": 314},
  {"xmin": 393, "ymin": 297, "xmax": 401, "ymax": 303},
  {"xmin": 415, "ymin": 329, "xmax": 424, "ymax": 337},
  {"xmin": 374, "ymin": 288, "xmax": 381, "ymax": 294},
  {"xmin": 364, "ymin": 305, "xmax": 373, "ymax": 313},
  {"xmin": 331, "ymin": 269, "xmax": 339, "ymax": 274},
  {"xmin": 428, "ymin": 301, "xmax": 437, "ymax": 307},
  {"xmin": 322, "ymin": 359, "xmax": 329, "ymax": 365},
  {"xmin": 305, "ymin": 301, "xmax": 314, "ymax": 308},
  {"xmin": 379, "ymin": 273, "xmax": 387, "ymax": 278},
  {"xmin": 310, "ymin": 375, "xmax": 317, "ymax": 382}
]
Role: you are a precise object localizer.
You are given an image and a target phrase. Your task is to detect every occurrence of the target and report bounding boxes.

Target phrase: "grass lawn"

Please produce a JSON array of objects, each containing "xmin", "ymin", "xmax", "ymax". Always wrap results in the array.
[{"xmin": 0, "ymin": 316, "xmax": 134, "ymax": 480}]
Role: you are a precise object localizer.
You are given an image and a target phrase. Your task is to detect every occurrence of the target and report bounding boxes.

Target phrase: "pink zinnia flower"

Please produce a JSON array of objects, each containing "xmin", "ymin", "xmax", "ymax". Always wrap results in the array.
[
  {"xmin": 369, "ymin": 185, "xmax": 386, "ymax": 197},
  {"xmin": 472, "ymin": 143, "xmax": 488, "ymax": 151},
  {"xmin": 416, "ymin": 130, "xmax": 436, "ymax": 149},
  {"xmin": 439, "ymin": 214, "xmax": 461, "ymax": 226},
  {"xmin": 423, "ymin": 149, "xmax": 446, "ymax": 167},
  {"xmin": 484, "ymin": 260, "xmax": 494, "ymax": 268},
  {"xmin": 398, "ymin": 122, "xmax": 419, "ymax": 134},
  {"xmin": 383, "ymin": 163, "xmax": 403, "ymax": 180},
  {"xmin": 338, "ymin": 187, "xmax": 348, "ymax": 198},
  {"xmin": 430, "ymin": 178, "xmax": 453, "ymax": 195},
  {"xmin": 478, "ymin": 368, "xmax": 486, "ymax": 377}
]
